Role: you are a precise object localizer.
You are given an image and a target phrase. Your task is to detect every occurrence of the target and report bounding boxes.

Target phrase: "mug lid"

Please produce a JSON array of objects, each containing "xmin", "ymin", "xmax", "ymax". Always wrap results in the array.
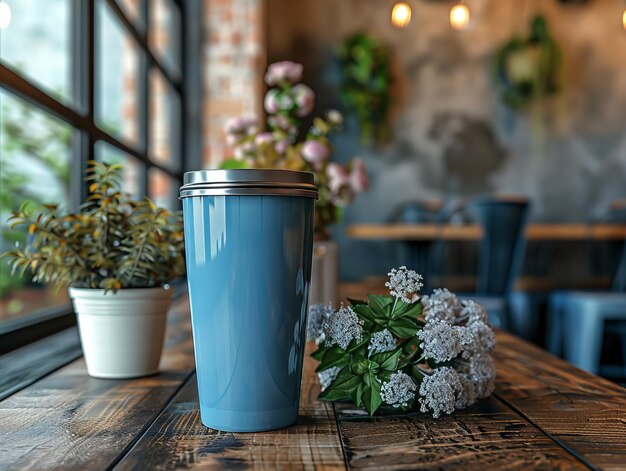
[{"xmin": 179, "ymin": 169, "xmax": 318, "ymax": 199}]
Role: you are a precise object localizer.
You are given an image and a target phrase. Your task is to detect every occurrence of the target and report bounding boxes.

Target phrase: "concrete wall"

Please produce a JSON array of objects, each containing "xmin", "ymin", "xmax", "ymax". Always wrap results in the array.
[{"xmin": 267, "ymin": 0, "xmax": 626, "ymax": 280}]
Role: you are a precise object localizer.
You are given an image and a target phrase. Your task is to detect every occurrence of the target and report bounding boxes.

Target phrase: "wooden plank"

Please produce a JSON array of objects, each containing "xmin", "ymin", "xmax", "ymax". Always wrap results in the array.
[
  {"xmin": 346, "ymin": 223, "xmax": 626, "ymax": 241},
  {"xmin": 0, "ymin": 297, "xmax": 195, "ymax": 471},
  {"xmin": 0, "ymin": 327, "xmax": 82, "ymax": 401},
  {"xmin": 115, "ymin": 344, "xmax": 346, "ymax": 470},
  {"xmin": 335, "ymin": 398, "xmax": 586, "ymax": 469},
  {"xmin": 494, "ymin": 331, "xmax": 626, "ymax": 470},
  {"xmin": 346, "ymin": 224, "xmax": 482, "ymax": 241}
]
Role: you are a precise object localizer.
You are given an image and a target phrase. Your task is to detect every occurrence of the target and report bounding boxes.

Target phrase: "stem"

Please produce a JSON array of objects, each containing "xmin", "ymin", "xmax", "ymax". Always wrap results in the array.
[
  {"xmin": 124, "ymin": 232, "xmax": 148, "ymax": 285},
  {"xmin": 391, "ymin": 297, "xmax": 399, "ymax": 318}
]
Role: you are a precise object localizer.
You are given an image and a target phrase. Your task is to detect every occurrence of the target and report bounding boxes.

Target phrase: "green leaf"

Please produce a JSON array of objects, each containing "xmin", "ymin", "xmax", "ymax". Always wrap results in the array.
[
  {"xmin": 318, "ymin": 370, "xmax": 362, "ymax": 402},
  {"xmin": 352, "ymin": 304, "xmax": 377, "ymax": 323},
  {"xmin": 362, "ymin": 373, "xmax": 383, "ymax": 415},
  {"xmin": 219, "ymin": 159, "xmax": 248, "ymax": 170},
  {"xmin": 387, "ymin": 317, "xmax": 419, "ymax": 339},
  {"xmin": 371, "ymin": 348, "xmax": 402, "ymax": 371},
  {"xmin": 368, "ymin": 294, "xmax": 393, "ymax": 319},
  {"xmin": 347, "ymin": 335, "xmax": 370, "ymax": 355},
  {"xmin": 347, "ymin": 297, "xmax": 367, "ymax": 306},
  {"xmin": 351, "ymin": 383, "xmax": 364, "ymax": 407},
  {"xmin": 352, "ymin": 358, "xmax": 369, "ymax": 375},
  {"xmin": 311, "ymin": 344, "xmax": 330, "ymax": 361},
  {"xmin": 315, "ymin": 345, "xmax": 350, "ymax": 372},
  {"xmin": 400, "ymin": 336, "xmax": 421, "ymax": 356},
  {"xmin": 392, "ymin": 299, "xmax": 422, "ymax": 319}
]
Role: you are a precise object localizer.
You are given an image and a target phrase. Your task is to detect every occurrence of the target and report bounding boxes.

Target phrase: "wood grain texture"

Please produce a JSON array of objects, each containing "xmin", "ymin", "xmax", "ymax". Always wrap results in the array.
[
  {"xmin": 494, "ymin": 331, "xmax": 626, "ymax": 470},
  {"xmin": 0, "ymin": 297, "xmax": 195, "ymax": 471},
  {"xmin": 0, "ymin": 327, "xmax": 82, "ymax": 401},
  {"xmin": 115, "ymin": 343, "xmax": 346, "ymax": 471},
  {"xmin": 346, "ymin": 223, "xmax": 626, "ymax": 241},
  {"xmin": 335, "ymin": 398, "xmax": 586, "ymax": 470}
]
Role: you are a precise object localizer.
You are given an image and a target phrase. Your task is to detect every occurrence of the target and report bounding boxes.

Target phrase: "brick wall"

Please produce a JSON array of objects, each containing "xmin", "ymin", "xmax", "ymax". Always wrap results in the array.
[{"xmin": 203, "ymin": 0, "xmax": 266, "ymax": 167}]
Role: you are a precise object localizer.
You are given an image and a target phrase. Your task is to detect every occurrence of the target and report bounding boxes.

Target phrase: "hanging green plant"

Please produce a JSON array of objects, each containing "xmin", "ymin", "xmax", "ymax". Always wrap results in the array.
[
  {"xmin": 494, "ymin": 15, "xmax": 561, "ymax": 109},
  {"xmin": 338, "ymin": 33, "xmax": 392, "ymax": 145}
]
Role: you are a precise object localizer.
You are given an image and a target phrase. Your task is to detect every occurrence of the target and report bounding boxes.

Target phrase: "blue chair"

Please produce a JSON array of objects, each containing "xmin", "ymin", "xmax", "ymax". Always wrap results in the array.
[
  {"xmin": 388, "ymin": 200, "xmax": 443, "ymax": 292},
  {"xmin": 462, "ymin": 196, "xmax": 531, "ymax": 329},
  {"xmin": 547, "ymin": 204, "xmax": 626, "ymax": 374}
]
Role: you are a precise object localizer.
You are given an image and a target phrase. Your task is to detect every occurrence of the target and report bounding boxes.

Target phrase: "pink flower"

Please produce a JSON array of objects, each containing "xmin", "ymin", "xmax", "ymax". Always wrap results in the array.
[
  {"xmin": 275, "ymin": 140, "xmax": 288, "ymax": 155},
  {"xmin": 327, "ymin": 162, "xmax": 350, "ymax": 194},
  {"xmin": 265, "ymin": 61, "xmax": 303, "ymax": 86},
  {"xmin": 255, "ymin": 132, "xmax": 273, "ymax": 146},
  {"xmin": 264, "ymin": 89, "xmax": 280, "ymax": 114},
  {"xmin": 224, "ymin": 116, "xmax": 257, "ymax": 135},
  {"xmin": 327, "ymin": 162, "xmax": 357, "ymax": 206},
  {"xmin": 301, "ymin": 140, "xmax": 329, "ymax": 169},
  {"xmin": 349, "ymin": 158, "xmax": 369, "ymax": 192},
  {"xmin": 293, "ymin": 84, "xmax": 315, "ymax": 117}
]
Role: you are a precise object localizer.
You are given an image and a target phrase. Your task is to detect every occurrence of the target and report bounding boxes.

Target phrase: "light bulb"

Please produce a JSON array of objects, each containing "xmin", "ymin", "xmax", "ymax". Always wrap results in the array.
[
  {"xmin": 391, "ymin": 2, "xmax": 412, "ymax": 29},
  {"xmin": 622, "ymin": 8, "xmax": 626, "ymax": 31},
  {"xmin": 450, "ymin": 4, "xmax": 470, "ymax": 31},
  {"xmin": 0, "ymin": 2, "xmax": 11, "ymax": 30}
]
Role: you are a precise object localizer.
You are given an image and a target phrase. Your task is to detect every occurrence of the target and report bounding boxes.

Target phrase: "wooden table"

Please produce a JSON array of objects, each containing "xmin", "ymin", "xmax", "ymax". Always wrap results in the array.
[
  {"xmin": 2, "ymin": 295, "xmax": 626, "ymax": 470},
  {"xmin": 347, "ymin": 223, "xmax": 626, "ymax": 241}
]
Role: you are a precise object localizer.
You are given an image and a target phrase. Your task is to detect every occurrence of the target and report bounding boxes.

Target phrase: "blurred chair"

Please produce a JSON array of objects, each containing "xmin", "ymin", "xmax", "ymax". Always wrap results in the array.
[
  {"xmin": 462, "ymin": 195, "xmax": 531, "ymax": 329},
  {"xmin": 547, "ymin": 203, "xmax": 626, "ymax": 374},
  {"xmin": 388, "ymin": 200, "xmax": 443, "ymax": 292}
]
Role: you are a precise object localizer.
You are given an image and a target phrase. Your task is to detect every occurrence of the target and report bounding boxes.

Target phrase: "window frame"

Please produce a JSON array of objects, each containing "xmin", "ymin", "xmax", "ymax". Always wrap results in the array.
[{"xmin": 0, "ymin": 0, "xmax": 202, "ymax": 351}]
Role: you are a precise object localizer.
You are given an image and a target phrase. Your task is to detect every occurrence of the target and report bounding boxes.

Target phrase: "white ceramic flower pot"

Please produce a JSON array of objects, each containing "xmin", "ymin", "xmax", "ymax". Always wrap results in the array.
[
  {"xmin": 310, "ymin": 240, "xmax": 339, "ymax": 305},
  {"xmin": 69, "ymin": 286, "xmax": 173, "ymax": 379}
]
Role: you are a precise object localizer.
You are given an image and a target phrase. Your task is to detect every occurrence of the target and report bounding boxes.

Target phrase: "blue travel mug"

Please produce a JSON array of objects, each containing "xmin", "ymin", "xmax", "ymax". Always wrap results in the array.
[{"xmin": 180, "ymin": 169, "xmax": 318, "ymax": 432}]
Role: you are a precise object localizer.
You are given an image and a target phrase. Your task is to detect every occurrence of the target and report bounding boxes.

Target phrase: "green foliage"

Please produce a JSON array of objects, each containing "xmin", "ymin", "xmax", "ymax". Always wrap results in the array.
[
  {"xmin": 338, "ymin": 33, "xmax": 392, "ymax": 145},
  {"xmin": 494, "ymin": 15, "xmax": 561, "ymax": 109},
  {"xmin": 1, "ymin": 161, "xmax": 185, "ymax": 291},
  {"xmin": 313, "ymin": 295, "xmax": 424, "ymax": 415},
  {"xmin": 0, "ymin": 99, "xmax": 71, "ymax": 297}
]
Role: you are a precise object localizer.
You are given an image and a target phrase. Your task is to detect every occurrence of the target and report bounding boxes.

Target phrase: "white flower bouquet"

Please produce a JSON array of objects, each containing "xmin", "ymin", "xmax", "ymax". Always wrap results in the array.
[{"xmin": 308, "ymin": 266, "xmax": 497, "ymax": 417}]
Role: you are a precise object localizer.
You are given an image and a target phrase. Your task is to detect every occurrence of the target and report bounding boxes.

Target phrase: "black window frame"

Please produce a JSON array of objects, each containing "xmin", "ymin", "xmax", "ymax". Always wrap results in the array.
[{"xmin": 0, "ymin": 0, "xmax": 203, "ymax": 352}]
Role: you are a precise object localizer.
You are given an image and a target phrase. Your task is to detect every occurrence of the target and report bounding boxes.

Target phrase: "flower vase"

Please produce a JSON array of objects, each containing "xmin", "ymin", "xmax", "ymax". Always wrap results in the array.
[{"xmin": 309, "ymin": 240, "xmax": 339, "ymax": 306}]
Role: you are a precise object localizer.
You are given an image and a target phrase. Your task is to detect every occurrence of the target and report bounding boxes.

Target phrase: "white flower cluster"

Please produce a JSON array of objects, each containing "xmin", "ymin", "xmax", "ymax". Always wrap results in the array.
[
  {"xmin": 417, "ymin": 321, "xmax": 463, "ymax": 363},
  {"xmin": 368, "ymin": 329, "xmax": 396, "ymax": 356},
  {"xmin": 322, "ymin": 306, "xmax": 364, "ymax": 350},
  {"xmin": 381, "ymin": 371, "xmax": 417, "ymax": 408},
  {"xmin": 418, "ymin": 367, "xmax": 481, "ymax": 417},
  {"xmin": 317, "ymin": 366, "xmax": 341, "ymax": 391},
  {"xmin": 385, "ymin": 266, "xmax": 424, "ymax": 304},
  {"xmin": 457, "ymin": 353, "xmax": 497, "ymax": 399},
  {"xmin": 307, "ymin": 304, "xmax": 334, "ymax": 343},
  {"xmin": 310, "ymin": 267, "xmax": 497, "ymax": 420},
  {"xmin": 421, "ymin": 288, "xmax": 462, "ymax": 323},
  {"xmin": 415, "ymin": 289, "xmax": 496, "ymax": 417}
]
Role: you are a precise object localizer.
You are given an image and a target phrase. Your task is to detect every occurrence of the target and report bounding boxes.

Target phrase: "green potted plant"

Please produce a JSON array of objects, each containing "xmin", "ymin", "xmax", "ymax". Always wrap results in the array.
[{"xmin": 2, "ymin": 161, "xmax": 185, "ymax": 378}]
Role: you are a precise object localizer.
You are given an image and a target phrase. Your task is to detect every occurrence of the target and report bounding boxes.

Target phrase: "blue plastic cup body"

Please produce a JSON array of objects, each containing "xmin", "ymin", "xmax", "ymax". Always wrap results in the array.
[{"xmin": 182, "ymin": 194, "xmax": 314, "ymax": 432}]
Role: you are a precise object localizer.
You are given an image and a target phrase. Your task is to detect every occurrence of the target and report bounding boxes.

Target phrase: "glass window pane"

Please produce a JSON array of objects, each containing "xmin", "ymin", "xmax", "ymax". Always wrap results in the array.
[
  {"xmin": 95, "ymin": 141, "xmax": 144, "ymax": 200},
  {"xmin": 0, "ymin": 89, "xmax": 72, "ymax": 320},
  {"xmin": 96, "ymin": 0, "xmax": 142, "ymax": 147},
  {"xmin": 0, "ymin": 0, "xmax": 72, "ymax": 104},
  {"xmin": 116, "ymin": 0, "xmax": 144, "ymax": 31},
  {"xmin": 150, "ymin": 0, "xmax": 181, "ymax": 74},
  {"xmin": 149, "ymin": 68, "xmax": 181, "ymax": 170},
  {"xmin": 148, "ymin": 168, "xmax": 178, "ymax": 210}
]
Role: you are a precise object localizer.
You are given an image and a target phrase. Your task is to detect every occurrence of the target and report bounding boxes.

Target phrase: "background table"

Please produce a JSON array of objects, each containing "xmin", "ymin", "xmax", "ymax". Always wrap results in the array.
[
  {"xmin": 347, "ymin": 223, "xmax": 626, "ymax": 241},
  {"xmin": 2, "ymin": 294, "xmax": 626, "ymax": 469}
]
